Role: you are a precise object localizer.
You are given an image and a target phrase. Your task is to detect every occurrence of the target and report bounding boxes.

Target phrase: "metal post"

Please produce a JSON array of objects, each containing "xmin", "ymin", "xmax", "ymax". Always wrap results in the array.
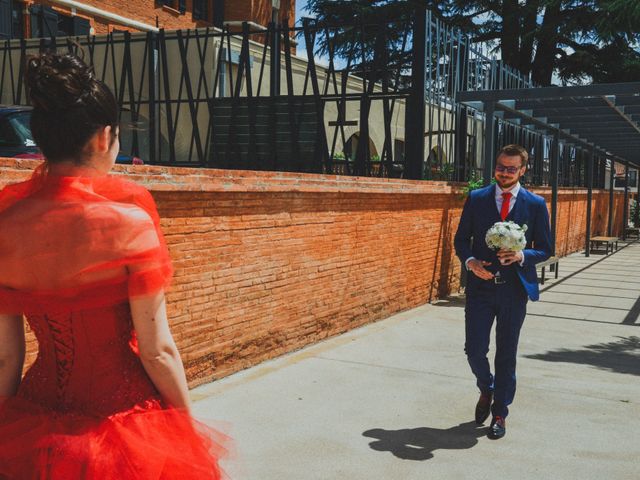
[
  {"xmin": 147, "ymin": 31, "xmax": 157, "ymax": 164},
  {"xmin": 269, "ymin": 0, "xmax": 281, "ymax": 96},
  {"xmin": 599, "ymin": 155, "xmax": 606, "ymax": 188},
  {"xmin": 482, "ymin": 101, "xmax": 496, "ymax": 185},
  {"xmin": 404, "ymin": 6, "xmax": 427, "ymax": 180},
  {"xmin": 454, "ymin": 106, "xmax": 468, "ymax": 182},
  {"xmin": 550, "ymin": 134, "xmax": 559, "ymax": 256},
  {"xmin": 607, "ymin": 157, "xmax": 614, "ymax": 236},
  {"xmin": 585, "ymin": 147, "xmax": 594, "ymax": 256},
  {"xmin": 637, "ymin": 166, "xmax": 640, "ymax": 229},
  {"xmin": 623, "ymin": 162, "xmax": 630, "ymax": 240}
]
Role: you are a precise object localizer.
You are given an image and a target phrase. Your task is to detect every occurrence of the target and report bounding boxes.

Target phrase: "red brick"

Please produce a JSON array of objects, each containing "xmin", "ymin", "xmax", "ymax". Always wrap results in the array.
[
  {"xmin": 1, "ymin": 158, "xmax": 627, "ymax": 387},
  {"xmin": 25, "ymin": 0, "xmax": 296, "ymax": 35}
]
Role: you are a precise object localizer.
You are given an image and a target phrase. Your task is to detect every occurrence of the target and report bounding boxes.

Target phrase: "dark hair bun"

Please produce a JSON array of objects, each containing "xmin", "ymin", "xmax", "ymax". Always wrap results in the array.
[
  {"xmin": 25, "ymin": 53, "xmax": 96, "ymax": 112},
  {"xmin": 23, "ymin": 52, "xmax": 118, "ymax": 163}
]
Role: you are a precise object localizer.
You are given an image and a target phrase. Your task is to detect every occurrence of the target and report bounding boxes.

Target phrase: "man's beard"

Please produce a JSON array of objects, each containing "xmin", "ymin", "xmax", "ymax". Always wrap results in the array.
[{"xmin": 496, "ymin": 176, "xmax": 519, "ymax": 189}]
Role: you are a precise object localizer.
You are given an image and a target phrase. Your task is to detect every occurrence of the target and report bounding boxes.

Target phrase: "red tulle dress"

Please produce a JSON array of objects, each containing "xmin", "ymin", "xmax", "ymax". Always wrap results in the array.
[{"xmin": 0, "ymin": 166, "xmax": 226, "ymax": 479}]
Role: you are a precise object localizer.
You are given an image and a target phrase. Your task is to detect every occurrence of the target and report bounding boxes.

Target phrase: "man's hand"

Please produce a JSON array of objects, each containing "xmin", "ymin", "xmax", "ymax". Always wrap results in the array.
[
  {"xmin": 467, "ymin": 259, "xmax": 494, "ymax": 280},
  {"xmin": 497, "ymin": 249, "xmax": 524, "ymax": 266}
]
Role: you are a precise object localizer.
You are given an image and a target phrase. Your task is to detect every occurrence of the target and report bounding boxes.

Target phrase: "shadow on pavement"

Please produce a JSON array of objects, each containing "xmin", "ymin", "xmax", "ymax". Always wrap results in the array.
[
  {"xmin": 431, "ymin": 296, "xmax": 466, "ymax": 308},
  {"xmin": 525, "ymin": 336, "xmax": 640, "ymax": 376},
  {"xmin": 362, "ymin": 421, "xmax": 485, "ymax": 460},
  {"xmin": 622, "ymin": 297, "xmax": 640, "ymax": 325}
]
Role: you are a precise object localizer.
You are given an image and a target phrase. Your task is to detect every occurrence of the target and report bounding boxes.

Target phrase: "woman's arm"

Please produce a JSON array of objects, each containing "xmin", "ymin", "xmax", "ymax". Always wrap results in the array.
[
  {"xmin": 0, "ymin": 314, "xmax": 25, "ymax": 398},
  {"xmin": 129, "ymin": 292, "xmax": 191, "ymax": 413}
]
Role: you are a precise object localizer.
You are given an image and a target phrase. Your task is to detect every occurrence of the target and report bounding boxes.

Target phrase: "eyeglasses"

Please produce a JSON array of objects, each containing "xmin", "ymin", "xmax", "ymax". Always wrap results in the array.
[{"xmin": 495, "ymin": 164, "xmax": 521, "ymax": 174}]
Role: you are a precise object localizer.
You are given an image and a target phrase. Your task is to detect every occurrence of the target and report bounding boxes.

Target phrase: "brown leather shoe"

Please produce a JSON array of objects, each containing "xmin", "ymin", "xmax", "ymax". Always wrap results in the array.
[
  {"xmin": 475, "ymin": 392, "xmax": 493, "ymax": 424},
  {"xmin": 488, "ymin": 416, "xmax": 506, "ymax": 439}
]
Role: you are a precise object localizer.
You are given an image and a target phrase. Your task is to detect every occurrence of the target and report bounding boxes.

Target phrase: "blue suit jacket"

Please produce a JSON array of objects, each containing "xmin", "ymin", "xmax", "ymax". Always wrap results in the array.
[{"xmin": 454, "ymin": 184, "xmax": 552, "ymax": 301}]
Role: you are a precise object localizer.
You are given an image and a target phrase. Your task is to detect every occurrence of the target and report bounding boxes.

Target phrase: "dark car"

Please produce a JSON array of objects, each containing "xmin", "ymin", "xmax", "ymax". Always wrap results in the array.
[
  {"xmin": 0, "ymin": 106, "xmax": 39, "ymax": 158},
  {"xmin": 0, "ymin": 106, "xmax": 143, "ymax": 164}
]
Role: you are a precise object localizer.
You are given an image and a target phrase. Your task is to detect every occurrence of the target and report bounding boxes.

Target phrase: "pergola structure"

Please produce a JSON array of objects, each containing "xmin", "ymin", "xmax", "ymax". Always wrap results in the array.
[{"xmin": 458, "ymin": 83, "xmax": 640, "ymax": 256}]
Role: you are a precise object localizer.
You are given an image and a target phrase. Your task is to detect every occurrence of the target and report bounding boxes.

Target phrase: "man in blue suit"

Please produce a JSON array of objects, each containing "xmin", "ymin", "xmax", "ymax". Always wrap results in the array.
[{"xmin": 454, "ymin": 144, "xmax": 552, "ymax": 439}]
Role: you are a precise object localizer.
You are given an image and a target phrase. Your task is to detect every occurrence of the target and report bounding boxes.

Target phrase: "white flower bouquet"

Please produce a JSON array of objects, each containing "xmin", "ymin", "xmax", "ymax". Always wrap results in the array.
[{"xmin": 485, "ymin": 221, "xmax": 528, "ymax": 261}]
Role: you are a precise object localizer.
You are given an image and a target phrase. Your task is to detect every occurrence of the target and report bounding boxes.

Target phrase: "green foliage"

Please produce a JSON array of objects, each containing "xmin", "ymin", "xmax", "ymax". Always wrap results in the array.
[
  {"xmin": 302, "ymin": 0, "xmax": 423, "ymax": 88},
  {"xmin": 433, "ymin": 162, "xmax": 455, "ymax": 181},
  {"xmin": 460, "ymin": 170, "xmax": 487, "ymax": 198},
  {"xmin": 631, "ymin": 199, "xmax": 640, "ymax": 227},
  {"xmin": 331, "ymin": 152, "xmax": 381, "ymax": 163},
  {"xmin": 304, "ymin": 0, "xmax": 640, "ymax": 85}
]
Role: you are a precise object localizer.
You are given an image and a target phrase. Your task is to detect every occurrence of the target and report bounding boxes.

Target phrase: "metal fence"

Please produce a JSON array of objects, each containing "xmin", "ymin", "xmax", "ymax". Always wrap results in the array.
[{"xmin": 0, "ymin": 9, "xmax": 605, "ymax": 187}]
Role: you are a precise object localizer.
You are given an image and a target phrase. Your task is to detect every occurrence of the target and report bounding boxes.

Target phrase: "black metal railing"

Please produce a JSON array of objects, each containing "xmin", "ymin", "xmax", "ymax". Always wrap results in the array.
[{"xmin": 0, "ymin": 10, "xmax": 604, "ymax": 187}]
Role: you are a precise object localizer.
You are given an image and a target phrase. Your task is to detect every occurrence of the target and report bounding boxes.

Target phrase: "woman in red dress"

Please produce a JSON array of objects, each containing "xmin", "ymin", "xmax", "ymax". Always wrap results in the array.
[{"xmin": 0, "ymin": 53, "xmax": 226, "ymax": 479}]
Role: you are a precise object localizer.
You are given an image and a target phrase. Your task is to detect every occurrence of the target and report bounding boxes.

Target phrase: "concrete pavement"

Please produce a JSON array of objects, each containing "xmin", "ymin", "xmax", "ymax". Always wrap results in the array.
[{"xmin": 192, "ymin": 241, "xmax": 640, "ymax": 480}]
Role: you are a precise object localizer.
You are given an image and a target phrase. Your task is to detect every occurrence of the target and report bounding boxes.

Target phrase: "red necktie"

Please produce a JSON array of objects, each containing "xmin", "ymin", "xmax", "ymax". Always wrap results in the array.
[{"xmin": 500, "ymin": 192, "xmax": 512, "ymax": 221}]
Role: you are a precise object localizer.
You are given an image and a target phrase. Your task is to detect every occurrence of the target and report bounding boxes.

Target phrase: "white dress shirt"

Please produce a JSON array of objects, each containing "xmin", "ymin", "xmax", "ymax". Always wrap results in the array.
[
  {"xmin": 465, "ymin": 182, "xmax": 524, "ymax": 270},
  {"xmin": 495, "ymin": 182, "xmax": 521, "ymax": 216}
]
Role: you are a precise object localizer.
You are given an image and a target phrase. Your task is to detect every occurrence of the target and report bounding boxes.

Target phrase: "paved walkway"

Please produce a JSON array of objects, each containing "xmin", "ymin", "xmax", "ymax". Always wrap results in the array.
[{"xmin": 192, "ymin": 241, "xmax": 640, "ymax": 480}]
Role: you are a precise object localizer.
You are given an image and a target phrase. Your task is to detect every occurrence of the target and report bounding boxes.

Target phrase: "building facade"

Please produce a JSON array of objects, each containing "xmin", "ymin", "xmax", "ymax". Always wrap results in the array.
[{"xmin": 0, "ymin": 0, "xmax": 295, "ymax": 38}]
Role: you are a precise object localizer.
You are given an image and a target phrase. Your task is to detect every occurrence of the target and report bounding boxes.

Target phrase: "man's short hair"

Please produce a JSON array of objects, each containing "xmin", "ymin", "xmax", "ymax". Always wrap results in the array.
[{"xmin": 498, "ymin": 144, "xmax": 528, "ymax": 167}]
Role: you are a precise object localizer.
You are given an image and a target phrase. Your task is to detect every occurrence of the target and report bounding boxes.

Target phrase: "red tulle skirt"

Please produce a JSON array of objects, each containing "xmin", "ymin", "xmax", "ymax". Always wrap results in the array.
[{"xmin": 0, "ymin": 397, "xmax": 228, "ymax": 480}]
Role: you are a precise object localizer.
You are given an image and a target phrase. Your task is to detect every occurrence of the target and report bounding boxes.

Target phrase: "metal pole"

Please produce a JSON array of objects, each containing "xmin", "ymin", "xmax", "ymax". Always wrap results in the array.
[
  {"xmin": 454, "ymin": 106, "xmax": 468, "ymax": 182},
  {"xmin": 623, "ymin": 162, "xmax": 630, "ymax": 240},
  {"xmin": 482, "ymin": 101, "xmax": 495, "ymax": 185},
  {"xmin": 404, "ymin": 6, "xmax": 427, "ymax": 180},
  {"xmin": 607, "ymin": 157, "xmax": 614, "ymax": 236},
  {"xmin": 147, "ymin": 31, "xmax": 157, "ymax": 164},
  {"xmin": 637, "ymin": 166, "xmax": 640, "ymax": 229},
  {"xmin": 585, "ymin": 147, "xmax": 594, "ymax": 256},
  {"xmin": 269, "ymin": 1, "xmax": 281, "ymax": 96},
  {"xmin": 550, "ymin": 134, "xmax": 559, "ymax": 256}
]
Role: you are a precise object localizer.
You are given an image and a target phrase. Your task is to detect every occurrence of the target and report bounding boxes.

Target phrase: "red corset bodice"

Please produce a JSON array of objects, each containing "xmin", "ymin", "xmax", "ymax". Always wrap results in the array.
[{"xmin": 19, "ymin": 301, "xmax": 160, "ymax": 417}]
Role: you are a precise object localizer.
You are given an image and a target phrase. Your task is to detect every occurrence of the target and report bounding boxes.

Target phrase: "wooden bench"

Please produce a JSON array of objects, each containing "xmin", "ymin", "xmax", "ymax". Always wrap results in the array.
[
  {"xmin": 589, "ymin": 236, "xmax": 619, "ymax": 255},
  {"xmin": 538, "ymin": 256, "xmax": 559, "ymax": 285},
  {"xmin": 625, "ymin": 227, "xmax": 640, "ymax": 240}
]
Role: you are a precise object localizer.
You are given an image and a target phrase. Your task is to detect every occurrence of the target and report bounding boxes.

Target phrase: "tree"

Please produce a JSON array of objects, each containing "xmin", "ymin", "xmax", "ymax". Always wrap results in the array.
[
  {"xmin": 303, "ymin": 0, "xmax": 640, "ymax": 85},
  {"xmin": 298, "ymin": 1, "xmax": 415, "ymax": 82}
]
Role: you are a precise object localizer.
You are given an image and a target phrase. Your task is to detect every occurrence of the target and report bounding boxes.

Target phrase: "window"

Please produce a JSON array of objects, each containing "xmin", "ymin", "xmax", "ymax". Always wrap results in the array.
[
  {"xmin": 11, "ymin": 0, "xmax": 22, "ymax": 38},
  {"xmin": 0, "ymin": 0, "xmax": 22, "ymax": 39},
  {"xmin": 213, "ymin": 0, "xmax": 225, "ymax": 28},
  {"xmin": 0, "ymin": 0, "xmax": 11, "ymax": 39},
  {"xmin": 614, "ymin": 170, "xmax": 638, "ymax": 188},
  {"xmin": 159, "ymin": 0, "xmax": 186, "ymax": 14},
  {"xmin": 193, "ymin": 0, "xmax": 209, "ymax": 20},
  {"xmin": 29, "ymin": 5, "xmax": 90, "ymax": 38},
  {"xmin": 8, "ymin": 112, "xmax": 34, "ymax": 146},
  {"xmin": 0, "ymin": 112, "xmax": 34, "ymax": 147},
  {"xmin": 30, "ymin": 5, "xmax": 58, "ymax": 38},
  {"xmin": 58, "ymin": 14, "xmax": 91, "ymax": 36},
  {"xmin": 0, "ymin": 118, "xmax": 20, "ymax": 147},
  {"xmin": 57, "ymin": 14, "xmax": 74, "ymax": 36}
]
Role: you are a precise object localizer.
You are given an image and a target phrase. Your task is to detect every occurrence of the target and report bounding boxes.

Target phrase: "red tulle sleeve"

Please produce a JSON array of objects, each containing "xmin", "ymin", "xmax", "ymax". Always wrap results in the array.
[
  {"xmin": 0, "ymin": 168, "xmax": 173, "ymax": 314},
  {"xmin": 90, "ymin": 178, "xmax": 173, "ymax": 298}
]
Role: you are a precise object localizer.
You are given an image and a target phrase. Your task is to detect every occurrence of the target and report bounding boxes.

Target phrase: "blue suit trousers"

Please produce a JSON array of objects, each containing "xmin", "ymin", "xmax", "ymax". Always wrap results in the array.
[{"xmin": 464, "ymin": 272, "xmax": 528, "ymax": 418}]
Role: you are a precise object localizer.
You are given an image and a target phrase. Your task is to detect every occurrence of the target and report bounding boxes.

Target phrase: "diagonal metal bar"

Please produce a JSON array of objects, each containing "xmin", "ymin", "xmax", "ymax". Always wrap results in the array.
[{"xmin": 601, "ymin": 95, "xmax": 640, "ymax": 136}]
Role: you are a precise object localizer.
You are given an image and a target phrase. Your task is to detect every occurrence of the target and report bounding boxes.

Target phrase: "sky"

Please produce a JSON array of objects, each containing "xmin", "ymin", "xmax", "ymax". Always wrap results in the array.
[
  {"xmin": 295, "ymin": 1, "xmax": 313, "ymax": 25},
  {"xmin": 292, "ymin": 0, "xmax": 326, "ymax": 64}
]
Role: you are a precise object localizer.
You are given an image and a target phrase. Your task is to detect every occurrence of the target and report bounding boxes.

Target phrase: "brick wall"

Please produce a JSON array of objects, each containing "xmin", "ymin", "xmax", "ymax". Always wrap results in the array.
[
  {"xmin": 0, "ymin": 159, "xmax": 625, "ymax": 387},
  {"xmin": 26, "ymin": 0, "xmax": 295, "ymax": 35},
  {"xmin": 29, "ymin": 0, "xmax": 214, "ymax": 33},
  {"xmin": 225, "ymin": 0, "xmax": 295, "ymax": 27},
  {"xmin": 543, "ymin": 188, "xmax": 626, "ymax": 256}
]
